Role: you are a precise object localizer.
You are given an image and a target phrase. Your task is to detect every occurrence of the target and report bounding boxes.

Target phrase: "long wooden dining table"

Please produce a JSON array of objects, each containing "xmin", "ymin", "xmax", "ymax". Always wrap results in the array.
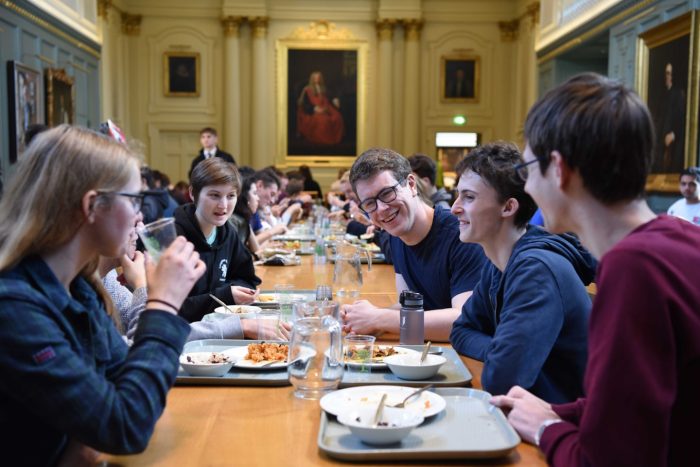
[{"xmin": 105, "ymin": 255, "xmax": 547, "ymax": 466}]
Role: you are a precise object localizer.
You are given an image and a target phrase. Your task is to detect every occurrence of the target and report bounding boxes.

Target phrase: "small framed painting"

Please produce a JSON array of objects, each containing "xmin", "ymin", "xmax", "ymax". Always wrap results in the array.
[
  {"xmin": 164, "ymin": 52, "xmax": 200, "ymax": 97},
  {"xmin": 6, "ymin": 61, "xmax": 44, "ymax": 162}
]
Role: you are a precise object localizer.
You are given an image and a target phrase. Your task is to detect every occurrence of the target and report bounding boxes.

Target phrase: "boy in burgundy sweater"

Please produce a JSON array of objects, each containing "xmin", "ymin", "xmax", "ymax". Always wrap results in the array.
[{"xmin": 491, "ymin": 73, "xmax": 700, "ymax": 466}]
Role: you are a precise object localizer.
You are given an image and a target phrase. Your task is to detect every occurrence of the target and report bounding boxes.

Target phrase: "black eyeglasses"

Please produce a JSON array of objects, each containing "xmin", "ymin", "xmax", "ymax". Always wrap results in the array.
[
  {"xmin": 513, "ymin": 159, "xmax": 538, "ymax": 182},
  {"xmin": 359, "ymin": 179, "xmax": 405, "ymax": 213},
  {"xmin": 97, "ymin": 191, "xmax": 145, "ymax": 211}
]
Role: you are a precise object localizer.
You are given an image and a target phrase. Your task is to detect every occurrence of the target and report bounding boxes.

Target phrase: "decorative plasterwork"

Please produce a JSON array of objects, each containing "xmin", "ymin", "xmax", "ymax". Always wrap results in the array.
[
  {"xmin": 498, "ymin": 1, "xmax": 540, "ymax": 42},
  {"xmin": 221, "ymin": 15, "xmax": 243, "ymax": 37},
  {"xmin": 288, "ymin": 20, "xmax": 356, "ymax": 41},
  {"xmin": 250, "ymin": 16, "xmax": 268, "ymax": 38},
  {"xmin": 403, "ymin": 18, "xmax": 423, "ymax": 41},
  {"xmin": 121, "ymin": 12, "xmax": 141, "ymax": 35},
  {"xmin": 376, "ymin": 18, "xmax": 396, "ymax": 40},
  {"xmin": 97, "ymin": 0, "xmax": 111, "ymax": 19}
]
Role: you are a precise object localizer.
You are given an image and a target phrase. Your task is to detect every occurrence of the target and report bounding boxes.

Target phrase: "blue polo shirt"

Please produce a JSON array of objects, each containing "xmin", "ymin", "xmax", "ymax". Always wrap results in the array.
[{"xmin": 389, "ymin": 207, "xmax": 486, "ymax": 310}]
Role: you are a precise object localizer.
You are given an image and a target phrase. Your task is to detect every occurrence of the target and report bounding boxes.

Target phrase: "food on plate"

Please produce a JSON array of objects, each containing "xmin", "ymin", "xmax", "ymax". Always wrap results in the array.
[
  {"xmin": 218, "ymin": 305, "xmax": 252, "ymax": 314},
  {"xmin": 284, "ymin": 240, "xmax": 301, "ymax": 250},
  {"xmin": 245, "ymin": 343, "xmax": 289, "ymax": 363},
  {"xmin": 360, "ymin": 232, "xmax": 374, "ymax": 240},
  {"xmin": 363, "ymin": 243, "xmax": 381, "ymax": 253},
  {"xmin": 257, "ymin": 294, "xmax": 276, "ymax": 302},
  {"xmin": 346, "ymin": 345, "xmax": 398, "ymax": 362},
  {"xmin": 185, "ymin": 352, "xmax": 230, "ymax": 364}
]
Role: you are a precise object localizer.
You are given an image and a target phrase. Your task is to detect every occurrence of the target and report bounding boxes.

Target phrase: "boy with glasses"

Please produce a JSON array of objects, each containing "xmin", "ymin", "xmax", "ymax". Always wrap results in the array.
[
  {"xmin": 450, "ymin": 141, "xmax": 594, "ymax": 403},
  {"xmin": 490, "ymin": 73, "xmax": 700, "ymax": 465},
  {"xmin": 341, "ymin": 148, "xmax": 486, "ymax": 341}
]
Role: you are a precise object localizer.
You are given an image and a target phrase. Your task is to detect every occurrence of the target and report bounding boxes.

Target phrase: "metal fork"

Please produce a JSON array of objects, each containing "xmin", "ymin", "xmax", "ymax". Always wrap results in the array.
[{"xmin": 387, "ymin": 384, "xmax": 435, "ymax": 408}]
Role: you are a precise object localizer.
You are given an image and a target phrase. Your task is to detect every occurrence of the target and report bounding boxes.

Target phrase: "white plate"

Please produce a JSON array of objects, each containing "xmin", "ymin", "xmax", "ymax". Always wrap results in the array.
[
  {"xmin": 213, "ymin": 305, "xmax": 261, "ymax": 319},
  {"xmin": 320, "ymin": 385, "xmax": 446, "ymax": 418},
  {"xmin": 345, "ymin": 346, "xmax": 420, "ymax": 369},
  {"xmin": 224, "ymin": 345, "xmax": 290, "ymax": 370},
  {"xmin": 253, "ymin": 293, "xmax": 307, "ymax": 306}
]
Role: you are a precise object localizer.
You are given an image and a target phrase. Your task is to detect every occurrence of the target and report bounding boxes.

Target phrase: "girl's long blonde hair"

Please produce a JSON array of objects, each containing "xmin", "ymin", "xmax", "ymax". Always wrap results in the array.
[{"xmin": 0, "ymin": 125, "xmax": 140, "ymax": 315}]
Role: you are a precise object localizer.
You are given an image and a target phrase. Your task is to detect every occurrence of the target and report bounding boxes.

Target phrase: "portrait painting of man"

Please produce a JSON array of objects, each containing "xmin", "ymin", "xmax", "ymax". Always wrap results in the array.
[
  {"xmin": 441, "ymin": 55, "xmax": 479, "ymax": 103},
  {"xmin": 646, "ymin": 35, "xmax": 689, "ymax": 174},
  {"xmin": 164, "ymin": 52, "xmax": 200, "ymax": 96},
  {"xmin": 6, "ymin": 61, "xmax": 44, "ymax": 163},
  {"xmin": 287, "ymin": 49, "xmax": 357, "ymax": 156}
]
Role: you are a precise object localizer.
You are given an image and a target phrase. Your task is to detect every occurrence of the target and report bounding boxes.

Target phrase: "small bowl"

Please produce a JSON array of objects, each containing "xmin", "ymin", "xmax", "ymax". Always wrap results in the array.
[
  {"xmin": 383, "ymin": 353, "xmax": 447, "ymax": 380},
  {"xmin": 337, "ymin": 406, "xmax": 424, "ymax": 445},
  {"xmin": 214, "ymin": 305, "xmax": 261, "ymax": 319},
  {"xmin": 179, "ymin": 352, "xmax": 235, "ymax": 377}
]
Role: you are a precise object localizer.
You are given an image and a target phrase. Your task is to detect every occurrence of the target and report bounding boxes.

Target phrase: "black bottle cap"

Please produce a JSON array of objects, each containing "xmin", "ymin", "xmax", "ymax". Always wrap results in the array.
[{"xmin": 400, "ymin": 290, "xmax": 423, "ymax": 308}]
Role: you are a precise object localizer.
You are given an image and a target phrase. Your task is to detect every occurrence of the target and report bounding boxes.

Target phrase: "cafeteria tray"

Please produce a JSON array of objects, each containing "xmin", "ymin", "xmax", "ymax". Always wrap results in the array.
[
  {"xmin": 318, "ymin": 388, "xmax": 520, "ymax": 461},
  {"xmin": 176, "ymin": 339, "xmax": 291, "ymax": 386},
  {"xmin": 330, "ymin": 253, "xmax": 385, "ymax": 264},
  {"xmin": 273, "ymin": 234, "xmax": 317, "ymax": 242},
  {"xmin": 251, "ymin": 289, "xmax": 317, "ymax": 308},
  {"xmin": 339, "ymin": 345, "xmax": 472, "ymax": 388}
]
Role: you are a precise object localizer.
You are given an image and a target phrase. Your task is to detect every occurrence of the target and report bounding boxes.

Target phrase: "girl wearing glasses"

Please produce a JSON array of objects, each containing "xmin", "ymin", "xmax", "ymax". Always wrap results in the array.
[{"xmin": 0, "ymin": 125, "xmax": 205, "ymax": 465}]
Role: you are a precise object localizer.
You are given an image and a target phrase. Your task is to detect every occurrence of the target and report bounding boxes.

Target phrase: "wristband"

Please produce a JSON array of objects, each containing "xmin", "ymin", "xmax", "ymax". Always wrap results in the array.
[
  {"xmin": 146, "ymin": 298, "xmax": 180, "ymax": 313},
  {"xmin": 535, "ymin": 419, "xmax": 563, "ymax": 446}
]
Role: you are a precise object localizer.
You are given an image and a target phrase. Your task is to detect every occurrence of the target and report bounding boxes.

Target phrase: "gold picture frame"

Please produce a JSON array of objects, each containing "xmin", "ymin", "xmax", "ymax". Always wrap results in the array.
[
  {"xmin": 440, "ymin": 54, "xmax": 480, "ymax": 104},
  {"xmin": 163, "ymin": 52, "xmax": 200, "ymax": 97},
  {"xmin": 276, "ymin": 23, "xmax": 368, "ymax": 166},
  {"xmin": 45, "ymin": 68, "xmax": 74, "ymax": 127},
  {"xmin": 637, "ymin": 11, "xmax": 700, "ymax": 192}
]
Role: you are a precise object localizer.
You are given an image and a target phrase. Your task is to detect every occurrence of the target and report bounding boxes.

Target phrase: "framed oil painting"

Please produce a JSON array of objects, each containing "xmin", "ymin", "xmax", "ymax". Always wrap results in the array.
[
  {"xmin": 164, "ymin": 52, "xmax": 200, "ymax": 97},
  {"xmin": 45, "ymin": 68, "xmax": 74, "ymax": 127},
  {"xmin": 6, "ymin": 61, "xmax": 44, "ymax": 163},
  {"xmin": 277, "ymin": 27, "xmax": 367, "ymax": 165},
  {"xmin": 637, "ymin": 11, "xmax": 700, "ymax": 191},
  {"xmin": 441, "ymin": 54, "xmax": 480, "ymax": 103}
]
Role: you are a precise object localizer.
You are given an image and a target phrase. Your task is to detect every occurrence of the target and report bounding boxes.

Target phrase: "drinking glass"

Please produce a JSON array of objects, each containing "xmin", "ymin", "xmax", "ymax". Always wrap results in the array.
[
  {"xmin": 344, "ymin": 334, "xmax": 376, "ymax": 379},
  {"xmin": 288, "ymin": 316, "xmax": 344, "ymax": 399},
  {"xmin": 292, "ymin": 300, "xmax": 339, "ymax": 323},
  {"xmin": 137, "ymin": 217, "xmax": 177, "ymax": 263},
  {"xmin": 256, "ymin": 310, "xmax": 284, "ymax": 341},
  {"xmin": 274, "ymin": 283, "xmax": 295, "ymax": 321}
]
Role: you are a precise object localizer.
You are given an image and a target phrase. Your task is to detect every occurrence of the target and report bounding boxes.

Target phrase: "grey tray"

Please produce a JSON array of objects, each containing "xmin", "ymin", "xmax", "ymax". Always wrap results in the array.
[
  {"xmin": 176, "ymin": 339, "xmax": 290, "ymax": 386},
  {"xmin": 318, "ymin": 388, "xmax": 520, "ymax": 461},
  {"xmin": 339, "ymin": 346, "xmax": 472, "ymax": 388},
  {"xmin": 251, "ymin": 289, "xmax": 317, "ymax": 308}
]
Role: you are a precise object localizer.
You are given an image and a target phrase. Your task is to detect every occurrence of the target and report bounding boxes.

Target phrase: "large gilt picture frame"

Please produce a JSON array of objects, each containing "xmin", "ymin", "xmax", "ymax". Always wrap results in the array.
[
  {"xmin": 45, "ymin": 68, "xmax": 74, "ymax": 127},
  {"xmin": 440, "ymin": 54, "xmax": 480, "ymax": 103},
  {"xmin": 7, "ymin": 61, "xmax": 44, "ymax": 163},
  {"xmin": 637, "ymin": 11, "xmax": 700, "ymax": 192},
  {"xmin": 277, "ymin": 22, "xmax": 367, "ymax": 166}
]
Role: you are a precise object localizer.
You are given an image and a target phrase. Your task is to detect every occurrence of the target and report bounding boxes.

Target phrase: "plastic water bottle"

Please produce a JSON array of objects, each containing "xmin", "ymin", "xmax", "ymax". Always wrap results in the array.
[{"xmin": 399, "ymin": 291, "xmax": 424, "ymax": 345}]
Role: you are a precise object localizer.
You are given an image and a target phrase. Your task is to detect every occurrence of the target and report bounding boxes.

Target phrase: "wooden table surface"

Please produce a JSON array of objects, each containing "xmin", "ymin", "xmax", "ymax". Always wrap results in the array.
[{"xmin": 105, "ymin": 256, "xmax": 546, "ymax": 466}]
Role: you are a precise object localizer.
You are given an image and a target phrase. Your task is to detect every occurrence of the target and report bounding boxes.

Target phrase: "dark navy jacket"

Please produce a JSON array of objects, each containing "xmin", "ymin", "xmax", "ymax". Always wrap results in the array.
[{"xmin": 450, "ymin": 226, "xmax": 595, "ymax": 403}]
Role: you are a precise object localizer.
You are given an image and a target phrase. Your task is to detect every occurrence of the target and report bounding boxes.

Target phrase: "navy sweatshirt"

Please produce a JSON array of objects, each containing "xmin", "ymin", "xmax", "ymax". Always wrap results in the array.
[{"xmin": 450, "ymin": 226, "xmax": 595, "ymax": 403}]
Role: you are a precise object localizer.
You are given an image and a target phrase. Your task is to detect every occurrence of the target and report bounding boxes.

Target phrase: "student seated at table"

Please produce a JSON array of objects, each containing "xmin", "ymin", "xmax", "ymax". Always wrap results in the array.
[
  {"xmin": 100, "ymin": 216, "xmax": 288, "ymax": 342},
  {"xmin": 251, "ymin": 169, "xmax": 288, "ymax": 245},
  {"xmin": 341, "ymin": 148, "xmax": 487, "ymax": 341},
  {"xmin": 231, "ymin": 174, "xmax": 262, "ymax": 255},
  {"xmin": 175, "ymin": 158, "xmax": 261, "ymax": 322},
  {"xmin": 0, "ymin": 125, "xmax": 205, "ymax": 465},
  {"xmin": 449, "ymin": 141, "xmax": 594, "ymax": 403},
  {"xmin": 490, "ymin": 73, "xmax": 700, "ymax": 465}
]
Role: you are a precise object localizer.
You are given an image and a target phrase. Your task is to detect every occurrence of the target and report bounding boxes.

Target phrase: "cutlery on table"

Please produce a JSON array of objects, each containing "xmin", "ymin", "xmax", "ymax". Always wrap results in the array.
[
  {"xmin": 373, "ymin": 393, "xmax": 387, "ymax": 427},
  {"xmin": 388, "ymin": 384, "xmax": 435, "ymax": 408},
  {"xmin": 420, "ymin": 341, "xmax": 432, "ymax": 365},
  {"xmin": 209, "ymin": 294, "xmax": 235, "ymax": 313}
]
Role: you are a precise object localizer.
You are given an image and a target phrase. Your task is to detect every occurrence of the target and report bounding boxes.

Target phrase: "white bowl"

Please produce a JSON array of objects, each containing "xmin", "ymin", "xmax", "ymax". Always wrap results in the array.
[
  {"xmin": 179, "ymin": 352, "xmax": 235, "ymax": 377},
  {"xmin": 337, "ymin": 406, "xmax": 424, "ymax": 445},
  {"xmin": 383, "ymin": 353, "xmax": 447, "ymax": 380},
  {"xmin": 213, "ymin": 305, "xmax": 261, "ymax": 319}
]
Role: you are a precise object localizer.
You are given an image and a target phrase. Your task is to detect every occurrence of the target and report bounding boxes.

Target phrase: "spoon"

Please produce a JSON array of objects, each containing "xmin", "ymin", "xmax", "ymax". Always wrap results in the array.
[
  {"xmin": 388, "ymin": 384, "xmax": 434, "ymax": 408},
  {"xmin": 419, "ymin": 341, "xmax": 432, "ymax": 365},
  {"xmin": 373, "ymin": 393, "xmax": 387, "ymax": 427},
  {"xmin": 209, "ymin": 294, "xmax": 236, "ymax": 314}
]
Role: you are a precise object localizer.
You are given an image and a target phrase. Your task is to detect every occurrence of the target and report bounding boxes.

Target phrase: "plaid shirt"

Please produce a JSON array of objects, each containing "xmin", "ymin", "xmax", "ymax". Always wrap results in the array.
[{"xmin": 0, "ymin": 256, "xmax": 189, "ymax": 465}]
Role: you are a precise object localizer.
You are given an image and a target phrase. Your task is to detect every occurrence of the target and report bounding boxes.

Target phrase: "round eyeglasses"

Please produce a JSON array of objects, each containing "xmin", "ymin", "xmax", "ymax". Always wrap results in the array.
[
  {"xmin": 358, "ymin": 179, "xmax": 405, "ymax": 213},
  {"xmin": 513, "ymin": 159, "xmax": 538, "ymax": 182}
]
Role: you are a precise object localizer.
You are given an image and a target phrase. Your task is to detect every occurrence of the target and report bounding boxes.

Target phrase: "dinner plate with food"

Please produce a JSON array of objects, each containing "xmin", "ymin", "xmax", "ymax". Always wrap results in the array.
[
  {"xmin": 344, "ymin": 345, "xmax": 420, "ymax": 369},
  {"xmin": 224, "ymin": 342, "xmax": 290, "ymax": 370},
  {"xmin": 213, "ymin": 304, "xmax": 261, "ymax": 319},
  {"xmin": 320, "ymin": 385, "xmax": 446, "ymax": 418}
]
